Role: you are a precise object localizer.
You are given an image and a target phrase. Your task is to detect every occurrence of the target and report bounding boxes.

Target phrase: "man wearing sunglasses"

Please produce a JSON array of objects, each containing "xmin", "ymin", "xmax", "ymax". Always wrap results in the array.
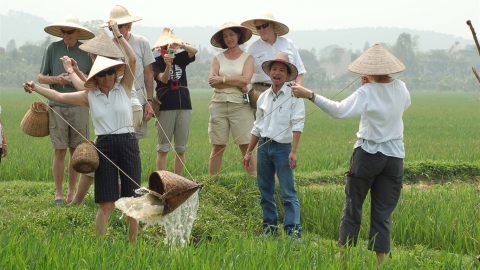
[
  {"xmin": 241, "ymin": 12, "xmax": 306, "ymax": 108},
  {"xmin": 101, "ymin": 5, "xmax": 156, "ymax": 140},
  {"xmin": 38, "ymin": 15, "xmax": 95, "ymax": 204}
]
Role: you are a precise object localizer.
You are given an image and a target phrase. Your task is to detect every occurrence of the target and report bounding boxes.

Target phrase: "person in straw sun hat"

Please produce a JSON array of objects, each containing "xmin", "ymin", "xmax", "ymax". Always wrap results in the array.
[
  {"xmin": 59, "ymin": 32, "xmax": 142, "ymax": 206},
  {"xmin": 0, "ymin": 106, "xmax": 7, "ymax": 164},
  {"xmin": 151, "ymin": 28, "xmax": 198, "ymax": 176},
  {"xmin": 38, "ymin": 14, "xmax": 94, "ymax": 204},
  {"xmin": 291, "ymin": 44, "xmax": 411, "ymax": 266},
  {"xmin": 241, "ymin": 11, "xmax": 306, "ymax": 109},
  {"xmin": 101, "ymin": 5, "xmax": 155, "ymax": 140},
  {"xmin": 243, "ymin": 52, "xmax": 305, "ymax": 239},
  {"xmin": 207, "ymin": 22, "xmax": 256, "ymax": 176},
  {"xmin": 24, "ymin": 20, "xmax": 141, "ymax": 244}
]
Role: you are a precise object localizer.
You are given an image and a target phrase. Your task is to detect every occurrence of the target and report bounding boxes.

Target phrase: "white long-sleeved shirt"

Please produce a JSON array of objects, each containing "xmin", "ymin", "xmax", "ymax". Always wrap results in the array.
[
  {"xmin": 313, "ymin": 79, "xmax": 411, "ymax": 158},
  {"xmin": 252, "ymin": 83, "xmax": 305, "ymax": 143}
]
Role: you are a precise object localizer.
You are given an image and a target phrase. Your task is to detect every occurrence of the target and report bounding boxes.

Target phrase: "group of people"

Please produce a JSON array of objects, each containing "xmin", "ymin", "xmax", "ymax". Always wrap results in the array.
[{"xmin": 19, "ymin": 6, "xmax": 410, "ymax": 266}]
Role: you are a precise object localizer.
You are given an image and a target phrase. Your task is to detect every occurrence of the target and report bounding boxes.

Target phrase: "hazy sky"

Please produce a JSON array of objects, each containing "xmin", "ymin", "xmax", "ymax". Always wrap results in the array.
[{"xmin": 1, "ymin": 0, "xmax": 479, "ymax": 39}]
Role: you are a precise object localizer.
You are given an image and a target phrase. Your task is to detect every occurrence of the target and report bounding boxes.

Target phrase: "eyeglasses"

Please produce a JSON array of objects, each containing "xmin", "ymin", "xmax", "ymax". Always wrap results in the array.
[
  {"xmin": 60, "ymin": 29, "xmax": 76, "ymax": 35},
  {"xmin": 96, "ymin": 68, "xmax": 116, "ymax": 77},
  {"xmin": 255, "ymin": 22, "xmax": 270, "ymax": 30}
]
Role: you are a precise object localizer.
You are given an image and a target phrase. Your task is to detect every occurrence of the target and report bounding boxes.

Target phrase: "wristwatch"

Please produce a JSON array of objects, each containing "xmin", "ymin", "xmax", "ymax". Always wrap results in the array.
[
  {"xmin": 147, "ymin": 98, "xmax": 154, "ymax": 103},
  {"xmin": 308, "ymin": 92, "xmax": 315, "ymax": 100},
  {"xmin": 67, "ymin": 69, "xmax": 74, "ymax": 74}
]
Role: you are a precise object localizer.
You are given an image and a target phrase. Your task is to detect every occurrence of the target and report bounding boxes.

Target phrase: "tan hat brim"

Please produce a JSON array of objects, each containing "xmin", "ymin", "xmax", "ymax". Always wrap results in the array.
[
  {"xmin": 84, "ymin": 56, "xmax": 125, "ymax": 88},
  {"xmin": 99, "ymin": 16, "xmax": 142, "ymax": 28},
  {"xmin": 44, "ymin": 23, "xmax": 95, "ymax": 40},
  {"xmin": 241, "ymin": 19, "xmax": 289, "ymax": 36},
  {"xmin": 348, "ymin": 44, "xmax": 406, "ymax": 75},
  {"xmin": 151, "ymin": 28, "xmax": 186, "ymax": 51},
  {"xmin": 210, "ymin": 23, "xmax": 253, "ymax": 48},
  {"xmin": 79, "ymin": 33, "xmax": 124, "ymax": 58}
]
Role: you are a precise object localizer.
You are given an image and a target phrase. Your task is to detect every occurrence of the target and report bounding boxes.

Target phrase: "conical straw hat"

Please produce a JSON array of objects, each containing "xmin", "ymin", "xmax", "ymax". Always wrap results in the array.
[
  {"xmin": 241, "ymin": 11, "xmax": 289, "ymax": 36},
  {"xmin": 151, "ymin": 28, "xmax": 186, "ymax": 51},
  {"xmin": 262, "ymin": 52, "xmax": 298, "ymax": 82},
  {"xmin": 84, "ymin": 56, "xmax": 125, "ymax": 88},
  {"xmin": 44, "ymin": 14, "xmax": 95, "ymax": 40},
  {"xmin": 100, "ymin": 5, "xmax": 142, "ymax": 27},
  {"xmin": 79, "ymin": 33, "xmax": 124, "ymax": 58},
  {"xmin": 210, "ymin": 22, "xmax": 253, "ymax": 48},
  {"xmin": 348, "ymin": 44, "xmax": 406, "ymax": 75},
  {"xmin": 148, "ymin": 170, "xmax": 203, "ymax": 215}
]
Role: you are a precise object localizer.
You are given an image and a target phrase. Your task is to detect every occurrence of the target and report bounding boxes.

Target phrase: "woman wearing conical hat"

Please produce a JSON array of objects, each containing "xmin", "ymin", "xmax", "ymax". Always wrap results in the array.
[
  {"xmin": 207, "ymin": 22, "xmax": 256, "ymax": 176},
  {"xmin": 24, "ymin": 20, "xmax": 141, "ymax": 244},
  {"xmin": 292, "ymin": 44, "xmax": 411, "ymax": 266}
]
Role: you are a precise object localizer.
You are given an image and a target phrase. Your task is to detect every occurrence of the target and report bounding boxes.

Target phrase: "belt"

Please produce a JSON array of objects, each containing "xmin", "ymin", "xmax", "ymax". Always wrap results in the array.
[
  {"xmin": 262, "ymin": 137, "xmax": 276, "ymax": 143},
  {"xmin": 253, "ymin": 82, "xmax": 272, "ymax": 87}
]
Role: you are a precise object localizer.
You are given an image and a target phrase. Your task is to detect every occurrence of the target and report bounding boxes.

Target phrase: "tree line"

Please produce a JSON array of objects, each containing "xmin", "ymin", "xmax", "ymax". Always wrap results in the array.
[{"xmin": 1, "ymin": 32, "xmax": 479, "ymax": 91}]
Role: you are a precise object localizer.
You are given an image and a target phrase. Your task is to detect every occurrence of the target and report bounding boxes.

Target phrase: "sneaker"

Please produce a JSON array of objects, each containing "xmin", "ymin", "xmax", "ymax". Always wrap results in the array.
[
  {"xmin": 262, "ymin": 225, "xmax": 278, "ymax": 237},
  {"xmin": 285, "ymin": 226, "xmax": 302, "ymax": 239}
]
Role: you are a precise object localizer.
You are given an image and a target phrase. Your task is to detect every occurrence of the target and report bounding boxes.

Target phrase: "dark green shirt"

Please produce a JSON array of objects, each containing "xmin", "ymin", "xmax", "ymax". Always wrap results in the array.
[{"xmin": 39, "ymin": 40, "xmax": 92, "ymax": 107}]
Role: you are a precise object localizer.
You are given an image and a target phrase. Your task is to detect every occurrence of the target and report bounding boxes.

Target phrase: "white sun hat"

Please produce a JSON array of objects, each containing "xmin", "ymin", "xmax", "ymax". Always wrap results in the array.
[
  {"xmin": 84, "ymin": 56, "xmax": 125, "ymax": 89},
  {"xmin": 100, "ymin": 5, "xmax": 142, "ymax": 27},
  {"xmin": 241, "ymin": 11, "xmax": 289, "ymax": 36},
  {"xmin": 44, "ymin": 14, "xmax": 95, "ymax": 40}
]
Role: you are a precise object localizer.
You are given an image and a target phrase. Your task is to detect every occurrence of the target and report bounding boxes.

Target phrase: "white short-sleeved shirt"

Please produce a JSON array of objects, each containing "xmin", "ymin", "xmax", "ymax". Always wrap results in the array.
[
  {"xmin": 0, "ymin": 123, "xmax": 3, "ymax": 147},
  {"xmin": 88, "ymin": 83, "xmax": 135, "ymax": 135},
  {"xmin": 313, "ymin": 79, "xmax": 411, "ymax": 158},
  {"xmin": 252, "ymin": 83, "xmax": 305, "ymax": 143},
  {"xmin": 247, "ymin": 36, "xmax": 306, "ymax": 84},
  {"xmin": 127, "ymin": 33, "xmax": 155, "ymax": 104}
]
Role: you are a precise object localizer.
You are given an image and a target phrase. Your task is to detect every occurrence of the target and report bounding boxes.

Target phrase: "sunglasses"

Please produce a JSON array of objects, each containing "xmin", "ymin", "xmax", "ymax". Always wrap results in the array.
[
  {"xmin": 60, "ymin": 29, "xmax": 76, "ymax": 35},
  {"xmin": 96, "ymin": 68, "xmax": 116, "ymax": 77},
  {"xmin": 255, "ymin": 22, "xmax": 270, "ymax": 30},
  {"xmin": 118, "ymin": 24, "xmax": 126, "ymax": 29}
]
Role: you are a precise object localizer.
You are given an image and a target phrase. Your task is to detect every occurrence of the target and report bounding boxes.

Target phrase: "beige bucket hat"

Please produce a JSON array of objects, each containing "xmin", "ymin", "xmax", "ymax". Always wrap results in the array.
[
  {"xmin": 84, "ymin": 56, "xmax": 125, "ymax": 88},
  {"xmin": 151, "ymin": 28, "xmax": 185, "ymax": 51},
  {"xmin": 79, "ymin": 33, "xmax": 124, "ymax": 58},
  {"xmin": 348, "ymin": 44, "xmax": 406, "ymax": 75},
  {"xmin": 262, "ymin": 52, "xmax": 298, "ymax": 82},
  {"xmin": 210, "ymin": 22, "xmax": 253, "ymax": 48},
  {"xmin": 44, "ymin": 14, "xmax": 95, "ymax": 40},
  {"xmin": 241, "ymin": 12, "xmax": 289, "ymax": 36},
  {"xmin": 100, "ymin": 5, "xmax": 142, "ymax": 27}
]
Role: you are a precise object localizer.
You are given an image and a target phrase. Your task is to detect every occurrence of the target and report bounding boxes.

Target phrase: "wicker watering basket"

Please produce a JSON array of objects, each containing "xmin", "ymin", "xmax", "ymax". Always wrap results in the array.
[
  {"xmin": 148, "ymin": 170, "xmax": 203, "ymax": 215},
  {"xmin": 72, "ymin": 140, "xmax": 99, "ymax": 174},
  {"xmin": 20, "ymin": 102, "xmax": 49, "ymax": 137},
  {"xmin": 151, "ymin": 96, "xmax": 162, "ymax": 118}
]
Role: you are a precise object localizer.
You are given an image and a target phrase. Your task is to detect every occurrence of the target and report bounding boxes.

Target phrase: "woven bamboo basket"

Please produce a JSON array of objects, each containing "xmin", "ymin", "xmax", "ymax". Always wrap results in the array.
[
  {"xmin": 20, "ymin": 102, "xmax": 49, "ymax": 137},
  {"xmin": 248, "ymin": 90, "xmax": 262, "ymax": 110},
  {"xmin": 148, "ymin": 170, "xmax": 203, "ymax": 215},
  {"xmin": 72, "ymin": 140, "xmax": 99, "ymax": 174},
  {"xmin": 151, "ymin": 96, "xmax": 162, "ymax": 118}
]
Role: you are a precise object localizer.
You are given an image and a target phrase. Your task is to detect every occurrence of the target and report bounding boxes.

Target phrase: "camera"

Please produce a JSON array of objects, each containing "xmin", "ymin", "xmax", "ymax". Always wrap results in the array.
[
  {"xmin": 243, "ymin": 93, "xmax": 250, "ymax": 104},
  {"xmin": 167, "ymin": 48, "xmax": 176, "ymax": 58}
]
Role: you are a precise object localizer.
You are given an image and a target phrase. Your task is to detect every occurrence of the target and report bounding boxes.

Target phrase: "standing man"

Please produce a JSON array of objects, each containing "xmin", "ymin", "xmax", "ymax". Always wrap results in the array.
[
  {"xmin": 243, "ymin": 52, "xmax": 305, "ymax": 238},
  {"xmin": 241, "ymin": 12, "xmax": 306, "ymax": 107},
  {"xmin": 101, "ymin": 5, "xmax": 155, "ymax": 139},
  {"xmin": 38, "ymin": 15, "xmax": 94, "ymax": 203}
]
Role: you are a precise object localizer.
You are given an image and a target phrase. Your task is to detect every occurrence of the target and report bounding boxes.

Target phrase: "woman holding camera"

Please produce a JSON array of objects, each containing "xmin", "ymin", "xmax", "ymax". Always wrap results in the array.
[
  {"xmin": 152, "ymin": 28, "xmax": 198, "ymax": 175},
  {"xmin": 208, "ymin": 22, "xmax": 256, "ymax": 176}
]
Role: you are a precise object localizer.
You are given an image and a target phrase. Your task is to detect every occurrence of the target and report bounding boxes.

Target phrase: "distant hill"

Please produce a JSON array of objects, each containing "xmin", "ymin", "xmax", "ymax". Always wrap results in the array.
[{"xmin": 1, "ymin": 10, "xmax": 475, "ymax": 53}]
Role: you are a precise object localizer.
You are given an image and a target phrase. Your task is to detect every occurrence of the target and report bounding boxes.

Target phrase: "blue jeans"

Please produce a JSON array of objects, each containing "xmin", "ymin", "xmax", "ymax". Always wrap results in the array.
[{"xmin": 257, "ymin": 138, "xmax": 301, "ymax": 232}]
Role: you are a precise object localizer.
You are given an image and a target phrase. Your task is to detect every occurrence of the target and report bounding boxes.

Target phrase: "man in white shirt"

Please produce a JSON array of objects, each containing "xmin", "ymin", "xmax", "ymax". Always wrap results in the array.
[
  {"xmin": 241, "ymin": 12, "xmax": 306, "ymax": 108},
  {"xmin": 101, "ymin": 5, "xmax": 155, "ymax": 140},
  {"xmin": 243, "ymin": 52, "xmax": 305, "ymax": 238}
]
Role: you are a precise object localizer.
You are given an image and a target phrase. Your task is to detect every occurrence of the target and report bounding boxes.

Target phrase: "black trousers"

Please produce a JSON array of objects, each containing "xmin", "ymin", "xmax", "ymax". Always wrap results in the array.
[
  {"xmin": 338, "ymin": 147, "xmax": 403, "ymax": 253},
  {"xmin": 94, "ymin": 133, "xmax": 141, "ymax": 203}
]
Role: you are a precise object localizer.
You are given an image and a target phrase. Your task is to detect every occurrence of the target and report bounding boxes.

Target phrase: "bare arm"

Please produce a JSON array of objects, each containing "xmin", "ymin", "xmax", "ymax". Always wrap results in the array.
[
  {"xmin": 23, "ymin": 81, "xmax": 89, "ymax": 107},
  {"xmin": 1, "ymin": 126, "xmax": 6, "ymax": 157},
  {"xmin": 143, "ymin": 64, "xmax": 154, "ymax": 100},
  {"xmin": 61, "ymin": 57, "xmax": 94, "ymax": 91},
  {"xmin": 289, "ymin": 131, "xmax": 302, "ymax": 169},
  {"xmin": 38, "ymin": 73, "xmax": 71, "ymax": 86},
  {"xmin": 156, "ymin": 55, "xmax": 172, "ymax": 84},
  {"xmin": 209, "ymin": 55, "xmax": 254, "ymax": 90},
  {"xmin": 295, "ymin": 74, "xmax": 305, "ymax": 85},
  {"xmin": 243, "ymin": 134, "xmax": 260, "ymax": 169}
]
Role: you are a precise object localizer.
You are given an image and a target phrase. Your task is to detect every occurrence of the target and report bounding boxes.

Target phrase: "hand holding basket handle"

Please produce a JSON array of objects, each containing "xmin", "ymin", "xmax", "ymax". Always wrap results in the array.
[{"xmin": 23, "ymin": 81, "xmax": 36, "ymax": 93}]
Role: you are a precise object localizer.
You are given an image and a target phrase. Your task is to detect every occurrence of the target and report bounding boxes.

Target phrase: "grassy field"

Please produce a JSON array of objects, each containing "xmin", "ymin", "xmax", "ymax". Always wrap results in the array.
[{"xmin": 0, "ymin": 88, "xmax": 479, "ymax": 269}]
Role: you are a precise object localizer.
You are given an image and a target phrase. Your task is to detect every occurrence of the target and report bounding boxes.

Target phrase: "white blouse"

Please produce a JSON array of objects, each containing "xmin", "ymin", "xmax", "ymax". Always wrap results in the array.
[{"xmin": 313, "ymin": 79, "xmax": 411, "ymax": 158}]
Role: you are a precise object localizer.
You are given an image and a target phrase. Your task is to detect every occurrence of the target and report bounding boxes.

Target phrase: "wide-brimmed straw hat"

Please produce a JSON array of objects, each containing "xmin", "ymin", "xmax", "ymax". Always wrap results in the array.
[
  {"xmin": 241, "ymin": 12, "xmax": 289, "ymax": 36},
  {"xmin": 210, "ymin": 22, "xmax": 253, "ymax": 48},
  {"xmin": 151, "ymin": 28, "xmax": 186, "ymax": 51},
  {"xmin": 100, "ymin": 5, "xmax": 142, "ymax": 27},
  {"xmin": 79, "ymin": 33, "xmax": 124, "ymax": 58},
  {"xmin": 262, "ymin": 52, "xmax": 298, "ymax": 82},
  {"xmin": 44, "ymin": 14, "xmax": 95, "ymax": 40},
  {"xmin": 348, "ymin": 44, "xmax": 406, "ymax": 75},
  {"xmin": 84, "ymin": 56, "xmax": 125, "ymax": 88}
]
